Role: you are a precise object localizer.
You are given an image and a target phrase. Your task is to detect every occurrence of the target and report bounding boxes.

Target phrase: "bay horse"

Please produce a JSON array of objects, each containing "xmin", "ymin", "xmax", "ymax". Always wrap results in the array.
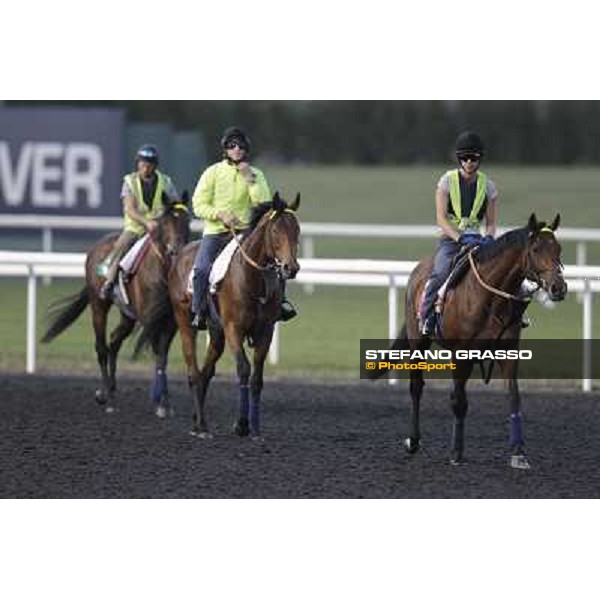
[
  {"xmin": 135, "ymin": 192, "xmax": 301, "ymax": 438},
  {"xmin": 390, "ymin": 213, "xmax": 567, "ymax": 468},
  {"xmin": 42, "ymin": 200, "xmax": 191, "ymax": 415}
]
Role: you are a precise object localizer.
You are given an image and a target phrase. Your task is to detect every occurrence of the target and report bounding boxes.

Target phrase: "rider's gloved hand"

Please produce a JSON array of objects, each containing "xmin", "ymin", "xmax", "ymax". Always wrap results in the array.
[
  {"xmin": 481, "ymin": 234, "xmax": 494, "ymax": 246},
  {"xmin": 458, "ymin": 233, "xmax": 482, "ymax": 247}
]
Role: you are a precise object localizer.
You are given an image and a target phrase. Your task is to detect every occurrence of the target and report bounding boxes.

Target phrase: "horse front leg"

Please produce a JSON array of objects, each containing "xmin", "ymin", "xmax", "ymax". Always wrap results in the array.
[
  {"xmin": 91, "ymin": 298, "xmax": 113, "ymax": 411},
  {"xmin": 108, "ymin": 314, "xmax": 136, "ymax": 400},
  {"xmin": 403, "ymin": 337, "xmax": 431, "ymax": 455},
  {"xmin": 449, "ymin": 361, "xmax": 473, "ymax": 465},
  {"xmin": 249, "ymin": 325, "xmax": 274, "ymax": 440},
  {"xmin": 151, "ymin": 318, "xmax": 177, "ymax": 419},
  {"xmin": 498, "ymin": 358, "xmax": 530, "ymax": 469},
  {"xmin": 225, "ymin": 325, "xmax": 251, "ymax": 438},
  {"xmin": 175, "ymin": 301, "xmax": 205, "ymax": 435}
]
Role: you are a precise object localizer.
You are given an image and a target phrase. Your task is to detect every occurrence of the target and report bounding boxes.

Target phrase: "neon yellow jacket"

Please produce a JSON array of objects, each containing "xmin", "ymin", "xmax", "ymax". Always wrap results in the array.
[
  {"xmin": 123, "ymin": 170, "xmax": 173, "ymax": 236},
  {"xmin": 192, "ymin": 160, "xmax": 271, "ymax": 235}
]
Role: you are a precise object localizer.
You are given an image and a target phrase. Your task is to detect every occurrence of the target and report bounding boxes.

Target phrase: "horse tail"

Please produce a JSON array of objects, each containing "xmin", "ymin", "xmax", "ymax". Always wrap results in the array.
[
  {"xmin": 132, "ymin": 290, "xmax": 173, "ymax": 360},
  {"xmin": 365, "ymin": 323, "xmax": 409, "ymax": 380},
  {"xmin": 41, "ymin": 286, "xmax": 90, "ymax": 343}
]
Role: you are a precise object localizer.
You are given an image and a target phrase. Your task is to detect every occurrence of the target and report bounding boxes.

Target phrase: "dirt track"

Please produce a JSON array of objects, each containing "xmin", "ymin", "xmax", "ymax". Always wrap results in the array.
[{"xmin": 1, "ymin": 374, "xmax": 599, "ymax": 498}]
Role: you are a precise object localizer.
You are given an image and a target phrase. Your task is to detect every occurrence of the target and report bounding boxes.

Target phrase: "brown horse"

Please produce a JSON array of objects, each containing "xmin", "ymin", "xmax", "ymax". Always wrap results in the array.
[
  {"xmin": 389, "ymin": 213, "xmax": 567, "ymax": 468},
  {"xmin": 135, "ymin": 192, "xmax": 301, "ymax": 438},
  {"xmin": 42, "ymin": 200, "xmax": 191, "ymax": 415}
]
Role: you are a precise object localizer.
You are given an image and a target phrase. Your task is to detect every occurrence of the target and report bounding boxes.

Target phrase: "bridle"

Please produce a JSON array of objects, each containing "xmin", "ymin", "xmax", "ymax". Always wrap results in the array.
[
  {"xmin": 152, "ymin": 203, "xmax": 190, "ymax": 267},
  {"xmin": 467, "ymin": 226, "xmax": 563, "ymax": 302},
  {"xmin": 229, "ymin": 208, "xmax": 299, "ymax": 279}
]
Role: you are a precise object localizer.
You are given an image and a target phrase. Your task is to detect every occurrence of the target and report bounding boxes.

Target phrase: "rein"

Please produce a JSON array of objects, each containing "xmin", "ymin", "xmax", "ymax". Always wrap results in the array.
[
  {"xmin": 467, "ymin": 250, "xmax": 528, "ymax": 303},
  {"xmin": 228, "ymin": 208, "xmax": 298, "ymax": 272}
]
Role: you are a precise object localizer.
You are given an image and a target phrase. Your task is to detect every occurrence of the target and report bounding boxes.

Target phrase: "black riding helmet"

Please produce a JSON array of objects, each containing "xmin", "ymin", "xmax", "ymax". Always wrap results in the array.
[
  {"xmin": 220, "ymin": 126, "xmax": 251, "ymax": 154},
  {"xmin": 455, "ymin": 131, "xmax": 485, "ymax": 158},
  {"xmin": 136, "ymin": 144, "xmax": 159, "ymax": 166}
]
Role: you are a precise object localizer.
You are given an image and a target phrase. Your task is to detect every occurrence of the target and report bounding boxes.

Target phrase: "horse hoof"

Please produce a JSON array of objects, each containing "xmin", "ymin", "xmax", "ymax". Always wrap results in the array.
[
  {"xmin": 233, "ymin": 421, "xmax": 250, "ymax": 437},
  {"xmin": 251, "ymin": 435, "xmax": 265, "ymax": 443},
  {"xmin": 510, "ymin": 454, "xmax": 531, "ymax": 470},
  {"xmin": 155, "ymin": 406, "xmax": 167, "ymax": 419},
  {"xmin": 105, "ymin": 406, "xmax": 116, "ymax": 414},
  {"xmin": 449, "ymin": 457, "xmax": 465, "ymax": 466},
  {"xmin": 403, "ymin": 437, "xmax": 420, "ymax": 455},
  {"xmin": 95, "ymin": 389, "xmax": 108, "ymax": 406},
  {"xmin": 190, "ymin": 429, "xmax": 212, "ymax": 439}
]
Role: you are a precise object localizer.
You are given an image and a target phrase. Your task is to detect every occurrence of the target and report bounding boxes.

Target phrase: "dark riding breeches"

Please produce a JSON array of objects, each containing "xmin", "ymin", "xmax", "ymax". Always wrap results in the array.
[
  {"xmin": 420, "ymin": 237, "xmax": 461, "ymax": 321},
  {"xmin": 191, "ymin": 232, "xmax": 233, "ymax": 315}
]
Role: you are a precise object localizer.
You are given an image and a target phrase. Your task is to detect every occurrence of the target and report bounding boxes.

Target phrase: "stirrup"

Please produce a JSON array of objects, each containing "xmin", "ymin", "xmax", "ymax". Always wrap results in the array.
[
  {"xmin": 420, "ymin": 314, "xmax": 434, "ymax": 337},
  {"xmin": 191, "ymin": 311, "xmax": 208, "ymax": 331},
  {"xmin": 99, "ymin": 280, "xmax": 114, "ymax": 301},
  {"xmin": 279, "ymin": 300, "xmax": 297, "ymax": 322}
]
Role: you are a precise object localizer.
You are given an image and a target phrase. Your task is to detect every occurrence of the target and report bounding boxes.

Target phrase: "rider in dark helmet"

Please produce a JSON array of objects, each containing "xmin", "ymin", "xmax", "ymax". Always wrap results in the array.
[
  {"xmin": 419, "ymin": 130, "xmax": 499, "ymax": 336},
  {"xmin": 189, "ymin": 126, "xmax": 297, "ymax": 330},
  {"xmin": 99, "ymin": 144, "xmax": 179, "ymax": 300}
]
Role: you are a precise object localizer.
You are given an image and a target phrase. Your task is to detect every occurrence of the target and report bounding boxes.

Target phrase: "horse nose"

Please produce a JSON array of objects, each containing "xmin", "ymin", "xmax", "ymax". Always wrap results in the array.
[
  {"xmin": 283, "ymin": 261, "xmax": 299, "ymax": 280},
  {"xmin": 550, "ymin": 280, "xmax": 567, "ymax": 301}
]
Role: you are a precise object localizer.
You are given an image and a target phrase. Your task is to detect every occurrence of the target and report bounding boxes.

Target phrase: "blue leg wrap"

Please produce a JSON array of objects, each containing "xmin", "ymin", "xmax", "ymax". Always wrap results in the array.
[
  {"xmin": 510, "ymin": 412, "xmax": 524, "ymax": 447},
  {"xmin": 150, "ymin": 369, "xmax": 167, "ymax": 405}
]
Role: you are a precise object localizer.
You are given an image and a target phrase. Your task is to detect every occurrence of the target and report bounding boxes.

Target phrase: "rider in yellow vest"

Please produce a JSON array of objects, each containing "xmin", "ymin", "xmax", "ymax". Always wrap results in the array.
[
  {"xmin": 99, "ymin": 145, "xmax": 179, "ymax": 300},
  {"xmin": 190, "ymin": 126, "xmax": 297, "ymax": 329},
  {"xmin": 419, "ymin": 131, "xmax": 499, "ymax": 336}
]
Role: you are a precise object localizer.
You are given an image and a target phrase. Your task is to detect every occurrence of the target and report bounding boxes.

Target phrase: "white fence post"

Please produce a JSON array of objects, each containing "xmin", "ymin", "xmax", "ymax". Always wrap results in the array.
[
  {"xmin": 302, "ymin": 235, "xmax": 315, "ymax": 294},
  {"xmin": 27, "ymin": 268, "xmax": 37, "ymax": 374},
  {"xmin": 582, "ymin": 280, "xmax": 593, "ymax": 392},
  {"xmin": 388, "ymin": 275, "xmax": 398, "ymax": 387},
  {"xmin": 42, "ymin": 227, "xmax": 53, "ymax": 285},
  {"xmin": 576, "ymin": 242, "xmax": 587, "ymax": 302},
  {"xmin": 269, "ymin": 322, "xmax": 280, "ymax": 365}
]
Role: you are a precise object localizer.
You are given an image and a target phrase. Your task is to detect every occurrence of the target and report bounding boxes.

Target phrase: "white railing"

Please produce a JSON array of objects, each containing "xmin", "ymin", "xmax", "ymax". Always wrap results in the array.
[
  {"xmin": 1, "ymin": 251, "xmax": 599, "ymax": 391},
  {"xmin": 1, "ymin": 214, "xmax": 598, "ymax": 270}
]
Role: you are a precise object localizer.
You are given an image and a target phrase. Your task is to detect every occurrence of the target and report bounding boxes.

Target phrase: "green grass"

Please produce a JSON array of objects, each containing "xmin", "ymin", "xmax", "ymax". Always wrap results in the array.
[{"xmin": 2, "ymin": 165, "xmax": 600, "ymax": 377}]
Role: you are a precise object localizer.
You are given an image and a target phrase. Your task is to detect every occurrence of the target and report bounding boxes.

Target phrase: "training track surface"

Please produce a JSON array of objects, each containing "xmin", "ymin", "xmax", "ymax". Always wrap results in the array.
[{"xmin": 2, "ymin": 374, "xmax": 599, "ymax": 498}]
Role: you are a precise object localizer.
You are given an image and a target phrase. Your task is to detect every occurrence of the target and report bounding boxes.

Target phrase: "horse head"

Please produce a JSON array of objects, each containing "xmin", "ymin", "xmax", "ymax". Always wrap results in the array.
[
  {"xmin": 263, "ymin": 191, "xmax": 301, "ymax": 280},
  {"xmin": 157, "ymin": 190, "xmax": 191, "ymax": 259},
  {"xmin": 525, "ymin": 213, "xmax": 567, "ymax": 301}
]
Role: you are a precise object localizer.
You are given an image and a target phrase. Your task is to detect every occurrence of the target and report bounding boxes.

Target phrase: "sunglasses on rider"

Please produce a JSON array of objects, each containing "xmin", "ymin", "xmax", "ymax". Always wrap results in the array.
[
  {"xmin": 225, "ymin": 139, "xmax": 248, "ymax": 150},
  {"xmin": 458, "ymin": 153, "xmax": 481, "ymax": 163}
]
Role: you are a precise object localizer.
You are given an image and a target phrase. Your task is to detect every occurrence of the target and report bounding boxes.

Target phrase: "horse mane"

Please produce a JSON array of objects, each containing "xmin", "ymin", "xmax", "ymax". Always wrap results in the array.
[
  {"xmin": 475, "ymin": 225, "xmax": 541, "ymax": 264},
  {"xmin": 248, "ymin": 201, "xmax": 275, "ymax": 231}
]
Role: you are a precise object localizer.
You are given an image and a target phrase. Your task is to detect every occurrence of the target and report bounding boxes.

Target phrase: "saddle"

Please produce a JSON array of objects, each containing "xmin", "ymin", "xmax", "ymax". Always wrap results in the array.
[{"xmin": 119, "ymin": 234, "xmax": 152, "ymax": 278}]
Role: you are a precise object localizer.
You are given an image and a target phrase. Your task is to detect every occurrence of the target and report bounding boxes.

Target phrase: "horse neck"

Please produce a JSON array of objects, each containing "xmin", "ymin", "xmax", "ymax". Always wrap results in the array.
[
  {"xmin": 472, "ymin": 245, "xmax": 526, "ymax": 296},
  {"xmin": 240, "ymin": 221, "xmax": 271, "ymax": 268}
]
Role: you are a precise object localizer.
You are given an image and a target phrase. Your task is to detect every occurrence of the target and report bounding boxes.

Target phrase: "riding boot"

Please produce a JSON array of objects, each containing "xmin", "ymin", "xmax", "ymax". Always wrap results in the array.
[
  {"xmin": 280, "ymin": 297, "xmax": 298, "ymax": 322},
  {"xmin": 191, "ymin": 273, "xmax": 209, "ymax": 330}
]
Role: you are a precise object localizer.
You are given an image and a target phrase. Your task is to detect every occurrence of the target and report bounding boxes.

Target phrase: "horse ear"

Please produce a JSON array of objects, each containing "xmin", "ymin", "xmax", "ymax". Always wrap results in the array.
[
  {"xmin": 527, "ymin": 213, "xmax": 538, "ymax": 234},
  {"xmin": 272, "ymin": 191, "xmax": 284, "ymax": 213},
  {"xmin": 550, "ymin": 213, "xmax": 561, "ymax": 231},
  {"xmin": 290, "ymin": 193, "xmax": 301, "ymax": 212}
]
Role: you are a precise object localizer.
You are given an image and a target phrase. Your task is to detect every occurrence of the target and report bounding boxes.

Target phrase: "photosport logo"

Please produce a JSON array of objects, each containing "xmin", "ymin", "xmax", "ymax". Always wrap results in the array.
[{"xmin": 359, "ymin": 339, "xmax": 597, "ymax": 380}]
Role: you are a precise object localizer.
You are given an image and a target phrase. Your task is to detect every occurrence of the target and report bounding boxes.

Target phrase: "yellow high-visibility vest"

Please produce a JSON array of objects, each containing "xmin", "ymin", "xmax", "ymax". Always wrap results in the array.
[{"xmin": 448, "ymin": 170, "xmax": 488, "ymax": 231}]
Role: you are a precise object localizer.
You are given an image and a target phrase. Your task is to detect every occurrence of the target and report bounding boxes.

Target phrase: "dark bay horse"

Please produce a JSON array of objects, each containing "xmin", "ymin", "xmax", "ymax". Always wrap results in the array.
[
  {"xmin": 42, "ymin": 201, "xmax": 191, "ymax": 415},
  {"xmin": 136, "ymin": 192, "xmax": 301, "ymax": 438},
  {"xmin": 391, "ymin": 213, "xmax": 567, "ymax": 468}
]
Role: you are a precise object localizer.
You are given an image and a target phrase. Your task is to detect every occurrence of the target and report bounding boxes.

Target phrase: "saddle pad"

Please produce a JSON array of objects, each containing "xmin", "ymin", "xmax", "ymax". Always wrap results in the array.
[
  {"xmin": 120, "ymin": 234, "xmax": 149, "ymax": 273},
  {"xmin": 186, "ymin": 235, "xmax": 242, "ymax": 295}
]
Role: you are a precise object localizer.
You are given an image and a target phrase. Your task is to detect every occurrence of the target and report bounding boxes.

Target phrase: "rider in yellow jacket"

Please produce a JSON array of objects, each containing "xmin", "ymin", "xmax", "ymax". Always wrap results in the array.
[
  {"xmin": 100, "ymin": 145, "xmax": 179, "ymax": 300},
  {"xmin": 190, "ymin": 126, "xmax": 296, "ymax": 329}
]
